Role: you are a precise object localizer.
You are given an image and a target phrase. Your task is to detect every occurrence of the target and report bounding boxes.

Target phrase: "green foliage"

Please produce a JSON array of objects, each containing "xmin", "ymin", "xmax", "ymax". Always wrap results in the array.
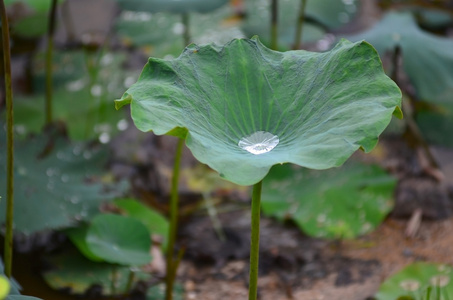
[
  {"xmin": 417, "ymin": 103, "xmax": 453, "ymax": 147},
  {"xmin": 114, "ymin": 198, "xmax": 169, "ymax": 250},
  {"xmin": 12, "ymin": 51, "xmax": 133, "ymax": 140},
  {"xmin": 261, "ymin": 161, "xmax": 396, "ymax": 239},
  {"xmin": 376, "ymin": 263, "xmax": 453, "ymax": 300},
  {"xmin": 116, "ymin": 37, "xmax": 401, "ymax": 186},
  {"xmin": 42, "ymin": 248, "xmax": 147, "ymax": 296},
  {"xmin": 85, "ymin": 214, "xmax": 152, "ymax": 266},
  {"xmin": 348, "ymin": 12, "xmax": 453, "ymax": 104},
  {"xmin": 114, "ymin": 0, "xmax": 228, "ymax": 13},
  {"xmin": 0, "ymin": 133, "xmax": 126, "ymax": 234},
  {"xmin": 4, "ymin": 0, "xmax": 64, "ymax": 13},
  {"xmin": 116, "ymin": 5, "xmax": 244, "ymax": 57}
]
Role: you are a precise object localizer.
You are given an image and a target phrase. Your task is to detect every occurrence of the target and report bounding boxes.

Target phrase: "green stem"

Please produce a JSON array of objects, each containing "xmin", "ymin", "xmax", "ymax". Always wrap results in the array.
[
  {"xmin": 1, "ymin": 0, "xmax": 14, "ymax": 279},
  {"xmin": 248, "ymin": 180, "xmax": 263, "ymax": 300},
  {"xmin": 165, "ymin": 137, "xmax": 184, "ymax": 300},
  {"xmin": 270, "ymin": 0, "xmax": 278, "ymax": 50},
  {"xmin": 125, "ymin": 269, "xmax": 136, "ymax": 294},
  {"xmin": 182, "ymin": 13, "xmax": 190, "ymax": 47},
  {"xmin": 294, "ymin": 0, "xmax": 307, "ymax": 49},
  {"xmin": 45, "ymin": 0, "xmax": 58, "ymax": 125}
]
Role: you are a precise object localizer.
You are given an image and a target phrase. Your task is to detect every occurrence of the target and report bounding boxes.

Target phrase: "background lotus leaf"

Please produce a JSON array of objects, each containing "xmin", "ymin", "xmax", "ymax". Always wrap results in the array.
[
  {"xmin": 4, "ymin": 0, "xmax": 65, "ymax": 13},
  {"xmin": 85, "ymin": 214, "xmax": 152, "ymax": 266},
  {"xmin": 115, "ymin": 0, "xmax": 228, "ymax": 14},
  {"xmin": 348, "ymin": 12, "xmax": 453, "ymax": 104},
  {"xmin": 261, "ymin": 161, "xmax": 396, "ymax": 239},
  {"xmin": 0, "ymin": 132, "xmax": 126, "ymax": 234},
  {"xmin": 375, "ymin": 262, "xmax": 453, "ymax": 300},
  {"xmin": 117, "ymin": 37, "xmax": 401, "ymax": 186},
  {"xmin": 116, "ymin": 6, "xmax": 244, "ymax": 57}
]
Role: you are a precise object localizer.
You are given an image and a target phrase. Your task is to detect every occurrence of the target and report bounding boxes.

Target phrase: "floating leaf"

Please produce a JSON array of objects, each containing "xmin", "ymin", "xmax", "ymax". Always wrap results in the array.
[
  {"xmin": 65, "ymin": 225, "xmax": 104, "ymax": 262},
  {"xmin": 42, "ymin": 248, "xmax": 148, "ymax": 296},
  {"xmin": 376, "ymin": 262, "xmax": 453, "ymax": 300},
  {"xmin": 0, "ymin": 133, "xmax": 126, "ymax": 234},
  {"xmin": 261, "ymin": 161, "xmax": 396, "ymax": 238},
  {"xmin": 115, "ymin": 0, "xmax": 228, "ymax": 14},
  {"xmin": 147, "ymin": 283, "xmax": 184, "ymax": 300},
  {"xmin": 348, "ymin": 12, "xmax": 453, "ymax": 104},
  {"xmin": 85, "ymin": 214, "xmax": 152, "ymax": 266},
  {"xmin": 116, "ymin": 37, "xmax": 401, "ymax": 186},
  {"xmin": 113, "ymin": 199, "xmax": 169, "ymax": 250}
]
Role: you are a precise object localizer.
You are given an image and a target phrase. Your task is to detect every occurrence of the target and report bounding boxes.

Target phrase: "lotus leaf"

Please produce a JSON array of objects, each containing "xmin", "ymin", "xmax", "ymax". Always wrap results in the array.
[
  {"xmin": 115, "ymin": 0, "xmax": 228, "ymax": 14},
  {"xmin": 116, "ymin": 37, "xmax": 401, "ymax": 186},
  {"xmin": 417, "ymin": 103, "xmax": 453, "ymax": 147},
  {"xmin": 0, "ymin": 132, "xmax": 126, "ymax": 234},
  {"xmin": 348, "ymin": 12, "xmax": 453, "ymax": 104},
  {"xmin": 4, "ymin": 0, "xmax": 64, "ymax": 13},
  {"xmin": 375, "ymin": 262, "xmax": 453, "ymax": 300},
  {"xmin": 261, "ymin": 161, "xmax": 396, "ymax": 239},
  {"xmin": 85, "ymin": 214, "xmax": 152, "ymax": 266},
  {"xmin": 42, "ymin": 248, "xmax": 148, "ymax": 296}
]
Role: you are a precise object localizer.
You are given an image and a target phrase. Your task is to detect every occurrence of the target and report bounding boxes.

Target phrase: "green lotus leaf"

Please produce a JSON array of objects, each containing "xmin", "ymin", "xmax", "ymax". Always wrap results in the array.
[
  {"xmin": 4, "ymin": 0, "xmax": 65, "ymax": 13},
  {"xmin": 85, "ymin": 214, "xmax": 152, "ymax": 266},
  {"xmin": 115, "ymin": 0, "xmax": 228, "ymax": 14},
  {"xmin": 348, "ymin": 12, "xmax": 453, "ymax": 104},
  {"xmin": 113, "ymin": 198, "xmax": 169, "ymax": 250},
  {"xmin": 0, "ymin": 133, "xmax": 126, "ymax": 234},
  {"xmin": 375, "ymin": 262, "xmax": 453, "ymax": 300},
  {"xmin": 116, "ymin": 37, "xmax": 401, "ymax": 186},
  {"xmin": 65, "ymin": 225, "xmax": 104, "ymax": 262},
  {"xmin": 416, "ymin": 103, "xmax": 453, "ymax": 147},
  {"xmin": 261, "ymin": 161, "xmax": 396, "ymax": 239},
  {"xmin": 115, "ymin": 5, "xmax": 244, "ymax": 57},
  {"xmin": 42, "ymin": 247, "xmax": 149, "ymax": 296}
]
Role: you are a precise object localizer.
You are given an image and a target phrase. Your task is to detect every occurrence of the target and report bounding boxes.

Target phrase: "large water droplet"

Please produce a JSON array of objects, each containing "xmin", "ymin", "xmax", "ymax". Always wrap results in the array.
[{"xmin": 238, "ymin": 131, "xmax": 279, "ymax": 155}]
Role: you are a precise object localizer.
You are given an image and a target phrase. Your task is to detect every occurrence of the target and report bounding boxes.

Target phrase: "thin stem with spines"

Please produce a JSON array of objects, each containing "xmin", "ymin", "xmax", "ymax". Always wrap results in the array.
[
  {"xmin": 248, "ymin": 180, "xmax": 263, "ymax": 300},
  {"xmin": 45, "ymin": 0, "xmax": 58, "ymax": 125},
  {"xmin": 1, "ymin": 0, "xmax": 14, "ymax": 279},
  {"xmin": 165, "ymin": 137, "xmax": 184, "ymax": 300},
  {"xmin": 294, "ymin": 0, "xmax": 307, "ymax": 49}
]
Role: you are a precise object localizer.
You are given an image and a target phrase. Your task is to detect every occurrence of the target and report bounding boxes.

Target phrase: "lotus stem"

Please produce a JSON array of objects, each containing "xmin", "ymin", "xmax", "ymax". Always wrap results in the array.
[
  {"xmin": 165, "ymin": 137, "xmax": 184, "ymax": 300},
  {"xmin": 248, "ymin": 180, "xmax": 263, "ymax": 300},
  {"xmin": 1, "ymin": 0, "xmax": 14, "ymax": 279},
  {"xmin": 182, "ymin": 13, "xmax": 190, "ymax": 46},
  {"xmin": 45, "ymin": 0, "xmax": 58, "ymax": 125},
  {"xmin": 294, "ymin": 0, "xmax": 307, "ymax": 49},
  {"xmin": 125, "ymin": 269, "xmax": 135, "ymax": 293},
  {"xmin": 270, "ymin": 0, "xmax": 278, "ymax": 50}
]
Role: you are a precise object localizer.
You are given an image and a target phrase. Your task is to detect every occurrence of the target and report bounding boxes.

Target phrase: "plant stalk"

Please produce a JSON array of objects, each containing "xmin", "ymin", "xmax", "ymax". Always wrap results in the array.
[
  {"xmin": 165, "ymin": 137, "xmax": 184, "ymax": 300},
  {"xmin": 294, "ymin": 0, "xmax": 307, "ymax": 49},
  {"xmin": 270, "ymin": 0, "xmax": 278, "ymax": 50},
  {"xmin": 1, "ymin": 0, "xmax": 14, "ymax": 279},
  {"xmin": 45, "ymin": 0, "xmax": 58, "ymax": 125},
  {"xmin": 182, "ymin": 13, "xmax": 190, "ymax": 47},
  {"xmin": 248, "ymin": 180, "xmax": 263, "ymax": 300}
]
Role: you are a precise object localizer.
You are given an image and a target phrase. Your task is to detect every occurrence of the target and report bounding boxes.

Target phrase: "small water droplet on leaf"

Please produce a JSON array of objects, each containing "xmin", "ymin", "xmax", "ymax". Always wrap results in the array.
[{"xmin": 238, "ymin": 131, "xmax": 279, "ymax": 155}]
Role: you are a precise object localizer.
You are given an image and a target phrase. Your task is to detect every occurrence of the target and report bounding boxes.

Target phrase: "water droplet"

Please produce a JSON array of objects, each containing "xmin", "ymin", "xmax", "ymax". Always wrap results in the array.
[
  {"xmin": 316, "ymin": 214, "xmax": 327, "ymax": 223},
  {"xmin": 70, "ymin": 196, "xmax": 80, "ymax": 204},
  {"xmin": 99, "ymin": 132, "xmax": 110, "ymax": 144},
  {"xmin": 66, "ymin": 79, "xmax": 86, "ymax": 91},
  {"xmin": 83, "ymin": 150, "xmax": 92, "ymax": 159},
  {"xmin": 172, "ymin": 22, "xmax": 185, "ymax": 35},
  {"xmin": 392, "ymin": 33, "xmax": 401, "ymax": 42},
  {"xmin": 438, "ymin": 265, "xmax": 452, "ymax": 274},
  {"xmin": 124, "ymin": 76, "xmax": 136, "ymax": 88},
  {"xmin": 430, "ymin": 275, "xmax": 450, "ymax": 287},
  {"xmin": 100, "ymin": 53, "xmax": 114, "ymax": 66},
  {"xmin": 74, "ymin": 215, "xmax": 82, "ymax": 221},
  {"xmin": 18, "ymin": 166, "xmax": 27, "ymax": 176},
  {"xmin": 61, "ymin": 174, "xmax": 70, "ymax": 183},
  {"xmin": 338, "ymin": 12, "xmax": 350, "ymax": 23},
  {"xmin": 14, "ymin": 125, "xmax": 27, "ymax": 135},
  {"xmin": 73, "ymin": 145, "xmax": 82, "ymax": 156},
  {"xmin": 90, "ymin": 85, "xmax": 102, "ymax": 97},
  {"xmin": 238, "ymin": 131, "xmax": 279, "ymax": 155},
  {"xmin": 117, "ymin": 119, "xmax": 128, "ymax": 131},
  {"xmin": 400, "ymin": 279, "xmax": 420, "ymax": 291}
]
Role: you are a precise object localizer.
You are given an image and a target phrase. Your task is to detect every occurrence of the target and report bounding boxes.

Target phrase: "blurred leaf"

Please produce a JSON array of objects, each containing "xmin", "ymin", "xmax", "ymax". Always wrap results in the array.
[
  {"xmin": 86, "ymin": 214, "xmax": 152, "ymax": 266},
  {"xmin": 261, "ymin": 161, "xmax": 396, "ymax": 239},
  {"xmin": 5, "ymin": 0, "xmax": 65, "ymax": 13},
  {"xmin": 243, "ymin": 0, "xmax": 359, "ymax": 49},
  {"xmin": 1, "ymin": 259, "xmax": 41, "ymax": 299},
  {"xmin": 116, "ymin": 5, "xmax": 244, "ymax": 57},
  {"xmin": 65, "ymin": 225, "xmax": 104, "ymax": 262},
  {"xmin": 11, "ymin": 52, "xmax": 133, "ymax": 141},
  {"xmin": 375, "ymin": 262, "xmax": 453, "ymax": 300},
  {"xmin": 147, "ymin": 283, "xmax": 184, "ymax": 300},
  {"xmin": 11, "ymin": 13, "xmax": 47, "ymax": 38},
  {"xmin": 7, "ymin": 296, "xmax": 43, "ymax": 300},
  {"xmin": 115, "ymin": 0, "xmax": 228, "ymax": 13},
  {"xmin": 113, "ymin": 198, "xmax": 169, "ymax": 250},
  {"xmin": 348, "ymin": 12, "xmax": 453, "ymax": 104},
  {"xmin": 416, "ymin": 103, "xmax": 453, "ymax": 147},
  {"xmin": 0, "ymin": 133, "xmax": 126, "ymax": 234},
  {"xmin": 42, "ymin": 248, "xmax": 148, "ymax": 296}
]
